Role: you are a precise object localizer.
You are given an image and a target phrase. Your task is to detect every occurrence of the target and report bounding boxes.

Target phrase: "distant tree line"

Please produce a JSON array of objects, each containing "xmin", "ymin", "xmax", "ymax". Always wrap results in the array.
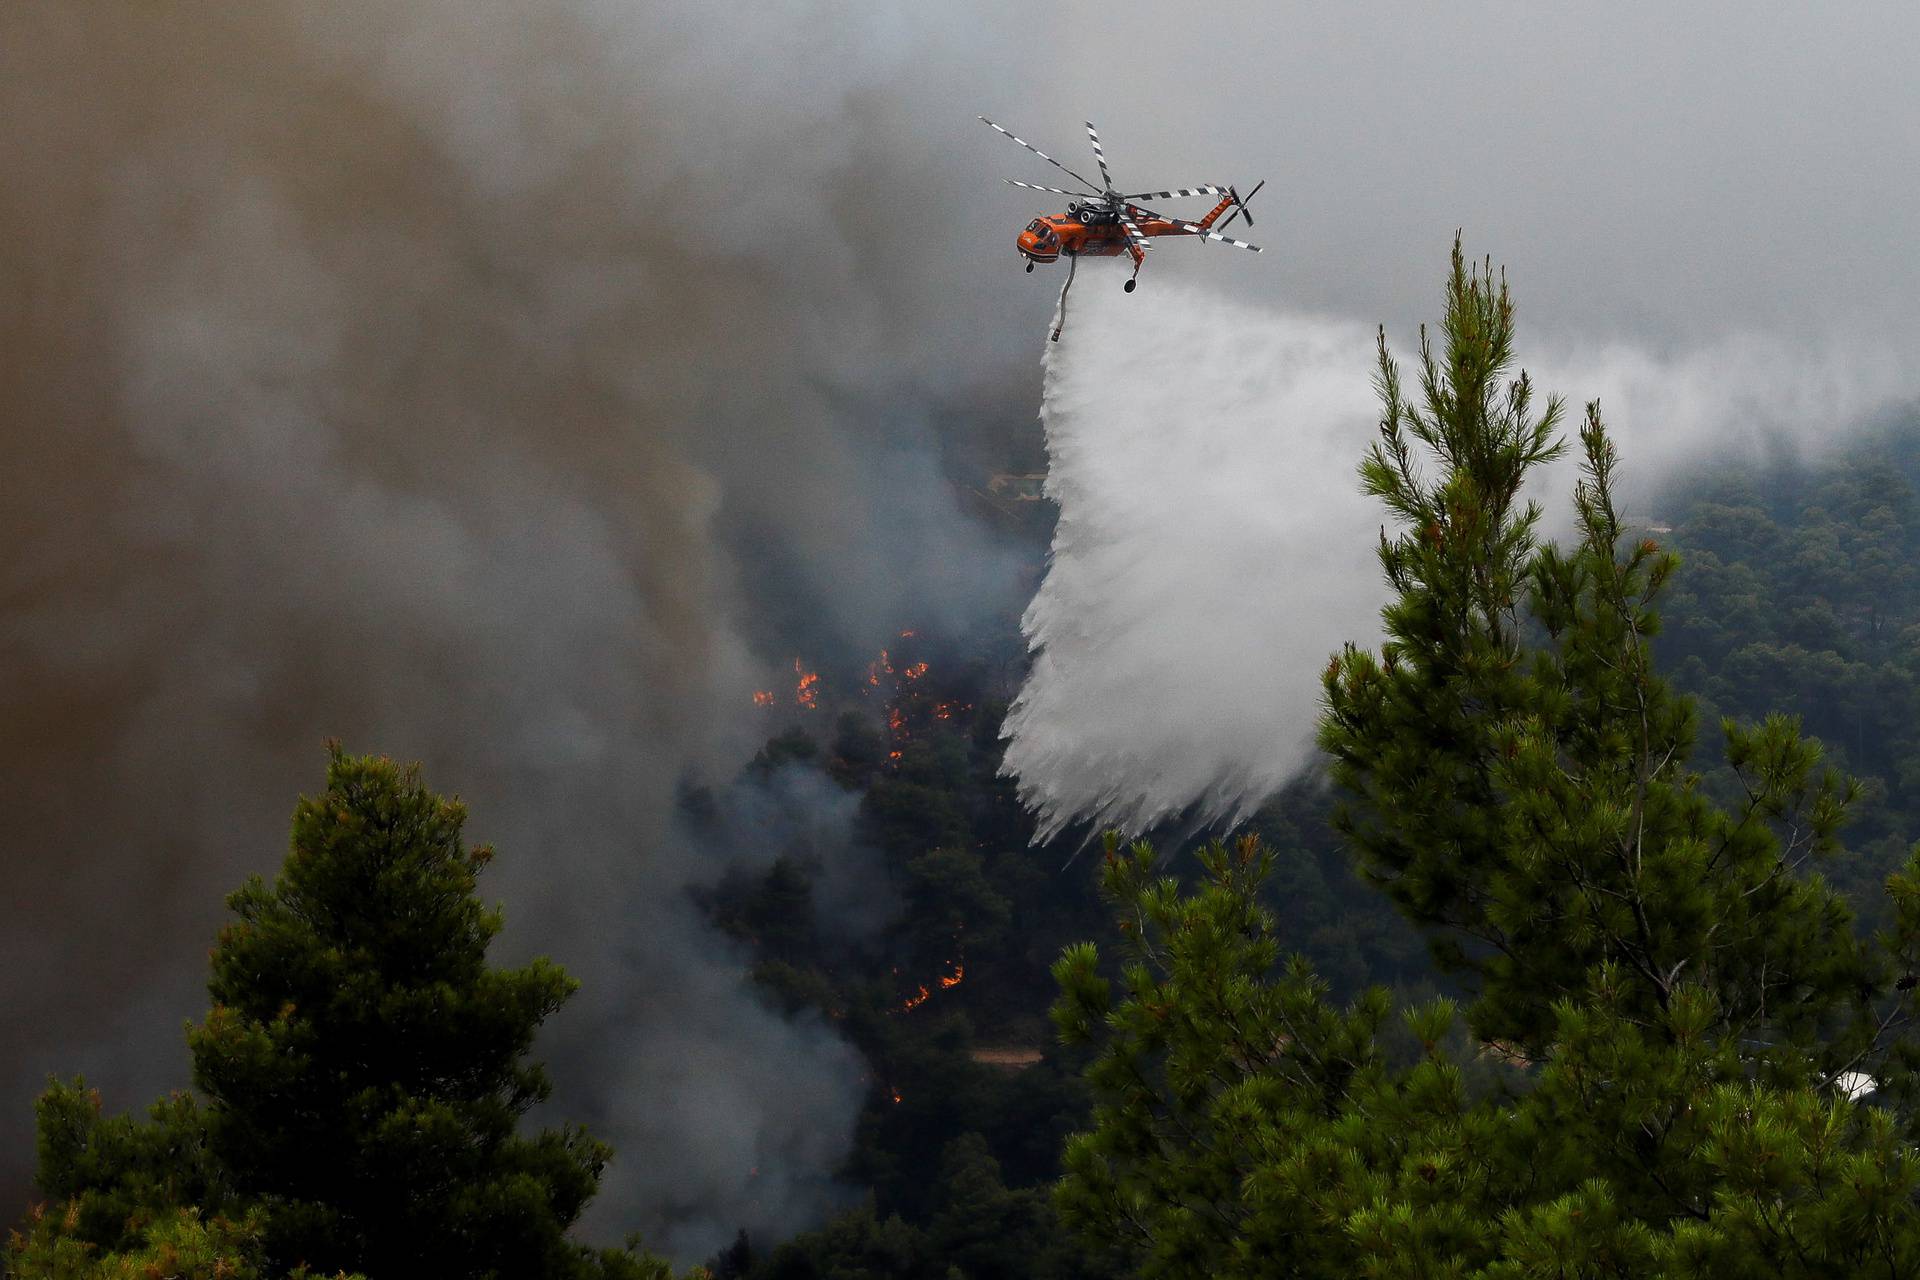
[{"xmin": 1656, "ymin": 422, "xmax": 1920, "ymax": 923}]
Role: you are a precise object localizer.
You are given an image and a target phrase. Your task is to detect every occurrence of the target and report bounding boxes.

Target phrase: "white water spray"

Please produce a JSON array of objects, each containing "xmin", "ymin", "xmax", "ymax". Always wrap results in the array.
[
  {"xmin": 1004, "ymin": 267, "xmax": 1920, "ymax": 843},
  {"xmin": 1003, "ymin": 277, "xmax": 1383, "ymax": 842}
]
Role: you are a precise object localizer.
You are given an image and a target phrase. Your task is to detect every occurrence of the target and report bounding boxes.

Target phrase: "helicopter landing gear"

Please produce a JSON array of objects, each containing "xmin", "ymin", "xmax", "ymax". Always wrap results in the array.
[
  {"xmin": 1123, "ymin": 278, "xmax": 1137, "ymax": 293},
  {"xmin": 1026, "ymin": 261, "xmax": 1035, "ymax": 273}
]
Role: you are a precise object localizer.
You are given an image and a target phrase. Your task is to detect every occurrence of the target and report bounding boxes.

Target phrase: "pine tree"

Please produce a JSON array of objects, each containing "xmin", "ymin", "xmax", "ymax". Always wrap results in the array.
[
  {"xmin": 3, "ymin": 1198, "xmax": 362, "ymax": 1280},
  {"xmin": 28, "ymin": 1080, "xmax": 230, "ymax": 1256},
  {"xmin": 25, "ymin": 748, "xmax": 678, "ymax": 1280},
  {"xmin": 1053, "ymin": 241, "xmax": 1920, "ymax": 1277},
  {"xmin": 186, "ymin": 746, "xmax": 630, "ymax": 1278},
  {"xmin": 1320, "ymin": 240, "xmax": 1876, "ymax": 1073}
]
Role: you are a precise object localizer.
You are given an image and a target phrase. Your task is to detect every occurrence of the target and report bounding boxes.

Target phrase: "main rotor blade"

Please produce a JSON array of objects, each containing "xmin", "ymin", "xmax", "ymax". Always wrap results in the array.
[
  {"xmin": 979, "ymin": 117, "xmax": 1101, "ymax": 194},
  {"xmin": 1122, "ymin": 185, "xmax": 1228, "ymax": 201},
  {"xmin": 1179, "ymin": 222, "xmax": 1263, "ymax": 252},
  {"xmin": 1117, "ymin": 208, "xmax": 1152, "ymax": 257},
  {"xmin": 1004, "ymin": 179, "xmax": 1083, "ymax": 196},
  {"xmin": 1131, "ymin": 205, "xmax": 1263, "ymax": 253},
  {"xmin": 1084, "ymin": 120, "xmax": 1115, "ymax": 192}
]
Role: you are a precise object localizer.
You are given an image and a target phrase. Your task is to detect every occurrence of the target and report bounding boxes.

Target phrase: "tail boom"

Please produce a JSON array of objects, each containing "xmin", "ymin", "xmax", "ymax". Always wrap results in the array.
[{"xmin": 1195, "ymin": 192, "xmax": 1237, "ymax": 231}]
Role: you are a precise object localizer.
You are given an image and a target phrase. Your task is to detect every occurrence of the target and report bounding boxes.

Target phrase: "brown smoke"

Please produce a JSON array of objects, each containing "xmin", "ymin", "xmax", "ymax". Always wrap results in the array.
[{"xmin": 0, "ymin": 0, "xmax": 1041, "ymax": 1256}]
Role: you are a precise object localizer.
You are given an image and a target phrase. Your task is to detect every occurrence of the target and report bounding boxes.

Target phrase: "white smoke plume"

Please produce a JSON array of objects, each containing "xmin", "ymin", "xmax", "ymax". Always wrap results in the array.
[{"xmin": 1003, "ymin": 266, "xmax": 1920, "ymax": 841}]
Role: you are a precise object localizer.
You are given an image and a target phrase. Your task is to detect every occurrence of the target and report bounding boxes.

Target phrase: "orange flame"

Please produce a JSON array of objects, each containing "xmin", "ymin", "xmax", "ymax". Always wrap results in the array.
[
  {"xmin": 902, "ymin": 661, "xmax": 929, "ymax": 681},
  {"xmin": 794, "ymin": 658, "xmax": 819, "ymax": 710},
  {"xmin": 885, "ymin": 704, "xmax": 908, "ymax": 765},
  {"xmin": 892, "ymin": 961, "xmax": 963, "ymax": 1012},
  {"xmin": 752, "ymin": 690, "xmax": 776, "ymax": 708}
]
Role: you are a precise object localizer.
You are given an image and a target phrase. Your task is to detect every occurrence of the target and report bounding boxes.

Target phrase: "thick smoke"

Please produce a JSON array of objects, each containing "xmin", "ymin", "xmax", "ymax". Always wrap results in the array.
[
  {"xmin": 568, "ymin": 764, "xmax": 897, "ymax": 1245},
  {"xmin": 0, "ymin": 0, "xmax": 1039, "ymax": 1258},
  {"xmin": 1003, "ymin": 269, "xmax": 1920, "ymax": 839}
]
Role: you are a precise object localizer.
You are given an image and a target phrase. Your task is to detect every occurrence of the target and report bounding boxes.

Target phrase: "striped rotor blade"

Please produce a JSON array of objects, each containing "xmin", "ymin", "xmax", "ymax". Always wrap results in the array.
[
  {"xmin": 1134, "ymin": 206, "xmax": 1262, "ymax": 252},
  {"xmin": 1004, "ymin": 179, "xmax": 1082, "ymax": 196},
  {"xmin": 1117, "ymin": 208, "xmax": 1152, "ymax": 255},
  {"xmin": 1084, "ymin": 120, "xmax": 1115, "ymax": 191},
  {"xmin": 979, "ymin": 117, "xmax": 1100, "ymax": 194},
  {"xmin": 1171, "ymin": 219, "xmax": 1264, "ymax": 253},
  {"xmin": 1122, "ymin": 185, "xmax": 1228, "ymax": 200}
]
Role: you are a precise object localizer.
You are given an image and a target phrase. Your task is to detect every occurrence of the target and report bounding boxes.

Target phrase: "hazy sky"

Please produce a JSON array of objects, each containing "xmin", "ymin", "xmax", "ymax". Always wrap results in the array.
[{"xmin": 997, "ymin": 3, "xmax": 1920, "ymax": 345}]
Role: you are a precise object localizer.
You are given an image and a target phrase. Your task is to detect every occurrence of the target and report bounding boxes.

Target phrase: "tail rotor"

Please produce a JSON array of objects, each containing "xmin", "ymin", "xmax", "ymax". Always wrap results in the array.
[{"xmin": 1216, "ymin": 179, "xmax": 1265, "ymax": 234}]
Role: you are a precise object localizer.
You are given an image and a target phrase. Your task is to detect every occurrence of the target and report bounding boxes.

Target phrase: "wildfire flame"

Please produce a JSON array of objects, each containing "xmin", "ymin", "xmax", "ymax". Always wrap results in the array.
[
  {"xmin": 893, "ymin": 960, "xmax": 964, "ymax": 1012},
  {"xmin": 752, "ymin": 690, "xmax": 775, "ymax": 707},
  {"xmin": 794, "ymin": 658, "xmax": 819, "ymax": 710},
  {"xmin": 886, "ymin": 705, "xmax": 908, "ymax": 765},
  {"xmin": 902, "ymin": 661, "xmax": 929, "ymax": 681}
]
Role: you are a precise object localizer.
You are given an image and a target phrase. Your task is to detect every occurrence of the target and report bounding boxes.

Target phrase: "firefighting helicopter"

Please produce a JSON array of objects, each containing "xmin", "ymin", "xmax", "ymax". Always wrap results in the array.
[{"xmin": 981, "ymin": 115, "xmax": 1264, "ymax": 337}]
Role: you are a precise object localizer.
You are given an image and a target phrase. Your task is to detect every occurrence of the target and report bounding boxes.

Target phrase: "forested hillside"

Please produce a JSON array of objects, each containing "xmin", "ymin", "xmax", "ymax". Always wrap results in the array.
[
  {"xmin": 693, "ymin": 419, "xmax": 1920, "ymax": 1274},
  {"xmin": 1657, "ymin": 426, "xmax": 1920, "ymax": 917},
  {"xmin": 702, "ymin": 291, "xmax": 1920, "ymax": 1275},
  {"xmin": 18, "ymin": 267, "xmax": 1920, "ymax": 1278}
]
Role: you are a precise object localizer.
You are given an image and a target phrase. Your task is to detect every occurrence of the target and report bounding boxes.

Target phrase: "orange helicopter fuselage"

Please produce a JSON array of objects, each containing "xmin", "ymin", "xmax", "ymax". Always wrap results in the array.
[{"xmin": 1015, "ymin": 192, "xmax": 1234, "ymax": 264}]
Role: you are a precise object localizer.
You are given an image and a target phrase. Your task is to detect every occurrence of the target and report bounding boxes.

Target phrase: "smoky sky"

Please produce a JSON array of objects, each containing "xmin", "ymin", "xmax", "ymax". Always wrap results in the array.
[{"xmin": 5, "ymin": 0, "xmax": 1920, "ymax": 1261}]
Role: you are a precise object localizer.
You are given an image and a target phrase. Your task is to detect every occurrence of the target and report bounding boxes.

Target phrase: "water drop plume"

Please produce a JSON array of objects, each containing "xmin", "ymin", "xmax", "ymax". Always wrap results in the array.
[{"xmin": 1003, "ymin": 268, "xmax": 1920, "ymax": 843}]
